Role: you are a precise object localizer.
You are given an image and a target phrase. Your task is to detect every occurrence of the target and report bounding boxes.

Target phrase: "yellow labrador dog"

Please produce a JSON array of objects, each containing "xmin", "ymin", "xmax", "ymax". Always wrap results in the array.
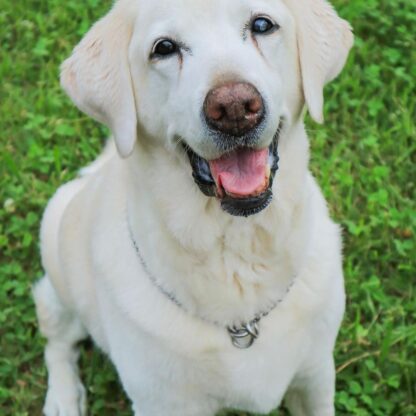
[{"xmin": 34, "ymin": 0, "xmax": 353, "ymax": 414}]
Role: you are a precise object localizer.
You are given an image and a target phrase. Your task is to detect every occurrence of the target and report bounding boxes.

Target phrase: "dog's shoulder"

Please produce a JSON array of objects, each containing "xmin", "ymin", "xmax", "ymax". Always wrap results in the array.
[{"xmin": 40, "ymin": 142, "xmax": 120, "ymax": 298}]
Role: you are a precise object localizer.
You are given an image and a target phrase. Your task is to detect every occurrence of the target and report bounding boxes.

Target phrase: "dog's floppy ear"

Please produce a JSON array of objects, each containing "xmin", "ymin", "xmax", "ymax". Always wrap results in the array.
[
  {"xmin": 286, "ymin": 0, "xmax": 353, "ymax": 123},
  {"xmin": 60, "ymin": 2, "xmax": 137, "ymax": 158}
]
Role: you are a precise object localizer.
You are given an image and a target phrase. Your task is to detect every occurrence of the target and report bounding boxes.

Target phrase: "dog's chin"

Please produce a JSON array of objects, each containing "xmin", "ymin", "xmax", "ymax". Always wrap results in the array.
[{"xmin": 184, "ymin": 120, "xmax": 282, "ymax": 218}]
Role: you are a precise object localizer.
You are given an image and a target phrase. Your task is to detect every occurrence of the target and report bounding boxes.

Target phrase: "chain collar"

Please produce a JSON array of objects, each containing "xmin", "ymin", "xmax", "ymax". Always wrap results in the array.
[{"xmin": 127, "ymin": 214, "xmax": 296, "ymax": 349}]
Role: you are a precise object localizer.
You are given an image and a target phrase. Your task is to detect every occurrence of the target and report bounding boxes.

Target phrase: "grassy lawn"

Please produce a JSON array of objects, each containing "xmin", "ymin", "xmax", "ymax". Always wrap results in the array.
[{"xmin": 0, "ymin": 0, "xmax": 414, "ymax": 415}]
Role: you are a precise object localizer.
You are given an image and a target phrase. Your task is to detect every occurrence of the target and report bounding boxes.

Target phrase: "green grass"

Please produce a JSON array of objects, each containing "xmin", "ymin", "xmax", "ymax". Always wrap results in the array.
[{"xmin": 0, "ymin": 0, "xmax": 415, "ymax": 414}]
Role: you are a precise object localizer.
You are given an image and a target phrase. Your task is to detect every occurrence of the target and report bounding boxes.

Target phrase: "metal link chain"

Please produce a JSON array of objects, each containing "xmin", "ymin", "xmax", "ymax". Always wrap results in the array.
[{"xmin": 127, "ymin": 214, "xmax": 297, "ymax": 349}]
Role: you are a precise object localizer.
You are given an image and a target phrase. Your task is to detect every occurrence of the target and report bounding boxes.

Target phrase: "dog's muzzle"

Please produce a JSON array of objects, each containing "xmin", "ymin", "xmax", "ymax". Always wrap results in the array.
[{"xmin": 186, "ymin": 120, "xmax": 282, "ymax": 217}]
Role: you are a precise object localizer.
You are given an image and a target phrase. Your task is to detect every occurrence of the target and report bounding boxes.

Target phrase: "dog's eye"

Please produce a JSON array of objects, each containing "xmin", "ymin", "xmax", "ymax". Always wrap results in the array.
[
  {"xmin": 152, "ymin": 39, "xmax": 178, "ymax": 58},
  {"xmin": 251, "ymin": 17, "xmax": 278, "ymax": 35}
]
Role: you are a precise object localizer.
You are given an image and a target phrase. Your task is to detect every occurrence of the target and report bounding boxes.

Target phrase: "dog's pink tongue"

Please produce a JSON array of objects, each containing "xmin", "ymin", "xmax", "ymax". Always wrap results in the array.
[{"xmin": 209, "ymin": 148, "xmax": 269, "ymax": 198}]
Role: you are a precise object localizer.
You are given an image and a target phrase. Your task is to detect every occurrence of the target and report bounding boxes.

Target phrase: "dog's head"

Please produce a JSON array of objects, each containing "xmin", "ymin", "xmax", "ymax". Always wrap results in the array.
[{"xmin": 61, "ymin": 0, "xmax": 352, "ymax": 217}]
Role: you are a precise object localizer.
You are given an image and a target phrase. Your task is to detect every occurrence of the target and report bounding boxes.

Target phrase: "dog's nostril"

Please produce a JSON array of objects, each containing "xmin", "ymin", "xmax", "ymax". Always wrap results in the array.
[
  {"xmin": 210, "ymin": 104, "xmax": 226, "ymax": 121},
  {"xmin": 246, "ymin": 98, "xmax": 262, "ymax": 115},
  {"xmin": 204, "ymin": 82, "xmax": 264, "ymax": 136}
]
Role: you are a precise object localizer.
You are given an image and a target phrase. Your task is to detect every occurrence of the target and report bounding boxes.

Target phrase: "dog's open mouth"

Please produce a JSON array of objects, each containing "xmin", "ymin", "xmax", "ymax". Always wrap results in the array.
[{"xmin": 185, "ymin": 121, "xmax": 282, "ymax": 217}]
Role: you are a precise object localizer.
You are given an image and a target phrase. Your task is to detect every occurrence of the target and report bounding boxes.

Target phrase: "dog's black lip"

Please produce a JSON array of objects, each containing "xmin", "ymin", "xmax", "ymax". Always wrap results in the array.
[
  {"xmin": 184, "ymin": 118, "xmax": 283, "ymax": 216},
  {"xmin": 221, "ymin": 189, "xmax": 274, "ymax": 217},
  {"xmin": 185, "ymin": 145, "xmax": 217, "ymax": 197}
]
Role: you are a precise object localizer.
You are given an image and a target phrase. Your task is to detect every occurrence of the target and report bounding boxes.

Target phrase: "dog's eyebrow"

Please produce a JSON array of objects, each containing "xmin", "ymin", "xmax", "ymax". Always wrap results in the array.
[{"xmin": 242, "ymin": 12, "xmax": 254, "ymax": 41}]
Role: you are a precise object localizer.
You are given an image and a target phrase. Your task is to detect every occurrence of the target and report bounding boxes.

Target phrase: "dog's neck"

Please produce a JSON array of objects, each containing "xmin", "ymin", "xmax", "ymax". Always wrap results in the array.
[{"xmin": 125, "ymin": 120, "xmax": 313, "ymax": 326}]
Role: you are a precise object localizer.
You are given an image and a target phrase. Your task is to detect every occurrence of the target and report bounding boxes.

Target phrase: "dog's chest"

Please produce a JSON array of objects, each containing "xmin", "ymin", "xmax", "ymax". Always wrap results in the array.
[
  {"xmin": 185, "ymin": 316, "xmax": 310, "ymax": 413},
  {"xmin": 155, "ymin": 219, "xmax": 298, "ymax": 327},
  {"xmin": 102, "ymin": 276, "xmax": 312, "ymax": 414}
]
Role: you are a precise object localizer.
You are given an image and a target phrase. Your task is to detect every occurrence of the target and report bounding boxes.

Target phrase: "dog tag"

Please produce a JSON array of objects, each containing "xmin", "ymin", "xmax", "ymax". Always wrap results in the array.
[{"xmin": 227, "ymin": 320, "xmax": 259, "ymax": 349}]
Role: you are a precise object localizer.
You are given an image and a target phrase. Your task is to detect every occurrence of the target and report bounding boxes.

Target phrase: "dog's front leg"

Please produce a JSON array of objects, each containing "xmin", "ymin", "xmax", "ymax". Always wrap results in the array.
[
  {"xmin": 34, "ymin": 276, "xmax": 88, "ymax": 416},
  {"xmin": 284, "ymin": 357, "xmax": 336, "ymax": 416}
]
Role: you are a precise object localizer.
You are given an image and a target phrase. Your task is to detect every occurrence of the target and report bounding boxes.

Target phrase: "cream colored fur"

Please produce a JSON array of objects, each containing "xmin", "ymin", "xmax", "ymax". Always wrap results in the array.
[{"xmin": 33, "ymin": 0, "xmax": 353, "ymax": 415}]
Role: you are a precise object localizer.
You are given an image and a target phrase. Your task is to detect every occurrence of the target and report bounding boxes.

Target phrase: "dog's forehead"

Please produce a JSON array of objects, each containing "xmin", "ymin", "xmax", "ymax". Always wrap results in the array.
[{"xmin": 133, "ymin": 0, "xmax": 291, "ymax": 30}]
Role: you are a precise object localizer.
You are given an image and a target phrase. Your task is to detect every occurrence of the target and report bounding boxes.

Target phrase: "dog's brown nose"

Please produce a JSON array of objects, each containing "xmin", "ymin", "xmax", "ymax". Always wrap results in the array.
[{"xmin": 204, "ymin": 82, "xmax": 264, "ymax": 136}]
